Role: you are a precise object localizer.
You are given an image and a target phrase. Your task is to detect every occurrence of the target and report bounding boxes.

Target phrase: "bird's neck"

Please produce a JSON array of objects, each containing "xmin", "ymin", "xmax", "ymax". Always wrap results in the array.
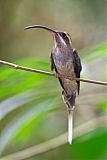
[{"xmin": 55, "ymin": 42, "xmax": 73, "ymax": 52}]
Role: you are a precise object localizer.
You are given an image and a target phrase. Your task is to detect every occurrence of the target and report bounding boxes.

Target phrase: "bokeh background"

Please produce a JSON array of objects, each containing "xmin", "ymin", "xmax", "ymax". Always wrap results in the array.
[{"xmin": 0, "ymin": 0, "xmax": 107, "ymax": 160}]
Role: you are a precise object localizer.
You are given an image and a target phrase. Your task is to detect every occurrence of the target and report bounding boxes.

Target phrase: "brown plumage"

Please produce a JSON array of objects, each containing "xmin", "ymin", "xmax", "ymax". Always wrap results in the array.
[{"xmin": 25, "ymin": 25, "xmax": 82, "ymax": 144}]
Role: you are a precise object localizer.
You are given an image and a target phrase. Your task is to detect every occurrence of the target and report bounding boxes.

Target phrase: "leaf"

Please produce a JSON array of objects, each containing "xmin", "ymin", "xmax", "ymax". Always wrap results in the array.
[
  {"xmin": 52, "ymin": 127, "xmax": 107, "ymax": 160},
  {"xmin": 0, "ymin": 59, "xmax": 50, "ymax": 100},
  {"xmin": 71, "ymin": 127, "xmax": 107, "ymax": 160},
  {"xmin": 0, "ymin": 95, "xmax": 59, "ymax": 154}
]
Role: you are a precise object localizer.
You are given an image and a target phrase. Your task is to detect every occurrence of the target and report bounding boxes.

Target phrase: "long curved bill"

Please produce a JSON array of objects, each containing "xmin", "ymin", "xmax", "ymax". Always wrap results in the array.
[{"xmin": 24, "ymin": 25, "xmax": 57, "ymax": 33}]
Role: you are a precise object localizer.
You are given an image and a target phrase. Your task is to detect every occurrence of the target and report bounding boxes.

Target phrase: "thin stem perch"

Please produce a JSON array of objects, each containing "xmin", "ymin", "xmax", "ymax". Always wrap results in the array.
[{"xmin": 0, "ymin": 60, "xmax": 107, "ymax": 86}]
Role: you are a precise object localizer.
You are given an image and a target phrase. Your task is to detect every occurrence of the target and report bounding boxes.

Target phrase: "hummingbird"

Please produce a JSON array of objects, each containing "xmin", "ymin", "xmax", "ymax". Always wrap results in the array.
[{"xmin": 25, "ymin": 25, "xmax": 82, "ymax": 144}]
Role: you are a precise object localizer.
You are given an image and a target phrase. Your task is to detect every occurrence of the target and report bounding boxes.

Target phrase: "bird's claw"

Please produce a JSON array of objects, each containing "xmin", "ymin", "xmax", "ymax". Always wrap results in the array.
[
  {"xmin": 55, "ymin": 72, "xmax": 60, "ymax": 78},
  {"xmin": 68, "ymin": 106, "xmax": 75, "ymax": 111},
  {"xmin": 71, "ymin": 106, "xmax": 75, "ymax": 110}
]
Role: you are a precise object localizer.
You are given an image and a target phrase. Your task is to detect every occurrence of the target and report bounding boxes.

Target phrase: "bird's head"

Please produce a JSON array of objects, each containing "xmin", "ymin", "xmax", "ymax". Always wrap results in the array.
[{"xmin": 24, "ymin": 25, "xmax": 72, "ymax": 47}]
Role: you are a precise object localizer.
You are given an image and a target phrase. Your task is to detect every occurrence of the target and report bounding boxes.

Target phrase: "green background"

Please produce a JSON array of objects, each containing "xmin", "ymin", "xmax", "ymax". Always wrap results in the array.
[{"xmin": 0, "ymin": 0, "xmax": 107, "ymax": 160}]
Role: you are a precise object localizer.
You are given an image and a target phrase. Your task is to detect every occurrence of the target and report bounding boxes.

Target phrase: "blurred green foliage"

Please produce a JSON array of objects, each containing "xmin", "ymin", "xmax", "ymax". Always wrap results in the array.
[
  {"xmin": 0, "ymin": 43, "xmax": 107, "ymax": 159},
  {"xmin": 0, "ymin": 0, "xmax": 107, "ymax": 160}
]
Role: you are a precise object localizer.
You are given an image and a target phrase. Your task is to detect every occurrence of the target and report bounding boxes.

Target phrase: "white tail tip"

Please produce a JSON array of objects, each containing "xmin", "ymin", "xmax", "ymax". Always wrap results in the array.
[{"xmin": 68, "ymin": 110, "xmax": 73, "ymax": 144}]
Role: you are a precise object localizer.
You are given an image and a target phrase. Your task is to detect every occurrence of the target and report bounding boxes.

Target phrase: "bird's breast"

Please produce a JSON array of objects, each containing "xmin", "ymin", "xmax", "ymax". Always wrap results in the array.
[
  {"xmin": 53, "ymin": 47, "xmax": 77, "ymax": 93},
  {"xmin": 53, "ymin": 47, "xmax": 74, "ymax": 76}
]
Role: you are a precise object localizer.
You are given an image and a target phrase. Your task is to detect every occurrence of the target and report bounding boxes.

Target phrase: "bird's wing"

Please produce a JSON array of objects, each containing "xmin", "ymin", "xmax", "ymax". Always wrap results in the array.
[
  {"xmin": 50, "ymin": 52, "xmax": 55, "ymax": 71},
  {"xmin": 73, "ymin": 49, "xmax": 82, "ymax": 94},
  {"xmin": 50, "ymin": 51, "xmax": 65, "ymax": 91}
]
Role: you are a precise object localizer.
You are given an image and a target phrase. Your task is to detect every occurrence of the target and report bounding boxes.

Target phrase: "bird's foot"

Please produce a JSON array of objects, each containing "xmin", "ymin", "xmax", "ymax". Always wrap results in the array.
[
  {"xmin": 55, "ymin": 72, "xmax": 60, "ymax": 78},
  {"xmin": 68, "ymin": 106, "xmax": 75, "ymax": 112},
  {"xmin": 71, "ymin": 106, "xmax": 75, "ymax": 110}
]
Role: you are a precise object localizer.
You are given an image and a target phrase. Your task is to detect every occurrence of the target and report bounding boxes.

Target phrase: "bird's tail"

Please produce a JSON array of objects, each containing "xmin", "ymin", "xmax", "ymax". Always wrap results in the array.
[
  {"xmin": 68, "ymin": 109, "xmax": 73, "ymax": 144},
  {"xmin": 62, "ymin": 91, "xmax": 76, "ymax": 144}
]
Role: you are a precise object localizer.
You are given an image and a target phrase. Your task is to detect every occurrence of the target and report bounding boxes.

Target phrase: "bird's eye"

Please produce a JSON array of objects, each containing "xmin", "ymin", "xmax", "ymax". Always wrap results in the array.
[{"xmin": 62, "ymin": 33, "xmax": 66, "ymax": 38}]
